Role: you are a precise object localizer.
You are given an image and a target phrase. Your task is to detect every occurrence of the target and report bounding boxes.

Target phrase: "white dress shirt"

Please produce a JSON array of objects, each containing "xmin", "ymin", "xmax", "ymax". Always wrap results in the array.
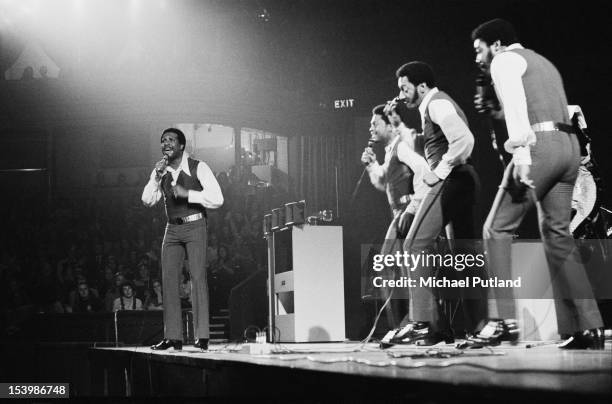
[
  {"xmin": 141, "ymin": 152, "xmax": 224, "ymax": 209},
  {"xmin": 367, "ymin": 134, "xmax": 431, "ymax": 214},
  {"xmin": 419, "ymin": 87, "xmax": 475, "ymax": 179},
  {"xmin": 490, "ymin": 43, "xmax": 535, "ymax": 165}
]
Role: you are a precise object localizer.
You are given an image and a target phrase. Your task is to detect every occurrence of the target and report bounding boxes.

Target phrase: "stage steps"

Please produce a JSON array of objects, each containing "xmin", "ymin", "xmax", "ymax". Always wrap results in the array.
[{"xmin": 210, "ymin": 308, "xmax": 230, "ymax": 342}]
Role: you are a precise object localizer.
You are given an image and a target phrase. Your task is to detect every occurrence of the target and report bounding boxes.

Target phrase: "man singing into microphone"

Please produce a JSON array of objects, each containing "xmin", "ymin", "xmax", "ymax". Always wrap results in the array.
[
  {"xmin": 362, "ymin": 102, "xmax": 430, "ymax": 329},
  {"xmin": 142, "ymin": 128, "xmax": 224, "ymax": 351}
]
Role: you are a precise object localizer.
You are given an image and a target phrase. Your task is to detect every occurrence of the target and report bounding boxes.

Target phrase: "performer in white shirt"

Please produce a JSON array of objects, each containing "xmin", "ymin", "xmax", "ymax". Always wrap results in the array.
[
  {"xmin": 392, "ymin": 61, "xmax": 481, "ymax": 345},
  {"xmin": 361, "ymin": 102, "xmax": 431, "ymax": 330},
  {"xmin": 469, "ymin": 18, "xmax": 603, "ymax": 350},
  {"xmin": 142, "ymin": 128, "xmax": 224, "ymax": 351}
]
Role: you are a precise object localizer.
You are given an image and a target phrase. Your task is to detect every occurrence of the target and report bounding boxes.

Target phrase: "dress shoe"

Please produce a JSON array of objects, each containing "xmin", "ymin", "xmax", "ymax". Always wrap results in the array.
[
  {"xmin": 151, "ymin": 339, "xmax": 182, "ymax": 351},
  {"xmin": 457, "ymin": 318, "xmax": 519, "ymax": 349},
  {"xmin": 415, "ymin": 330, "xmax": 455, "ymax": 346},
  {"xmin": 194, "ymin": 338, "xmax": 209, "ymax": 351},
  {"xmin": 558, "ymin": 328, "xmax": 604, "ymax": 350},
  {"xmin": 379, "ymin": 322, "xmax": 426, "ymax": 348},
  {"xmin": 389, "ymin": 321, "xmax": 429, "ymax": 344},
  {"xmin": 389, "ymin": 322, "xmax": 454, "ymax": 346}
]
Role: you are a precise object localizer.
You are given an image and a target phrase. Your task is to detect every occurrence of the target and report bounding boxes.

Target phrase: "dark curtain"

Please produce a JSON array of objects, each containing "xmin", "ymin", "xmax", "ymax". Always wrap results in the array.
[{"xmin": 295, "ymin": 133, "xmax": 352, "ymax": 219}]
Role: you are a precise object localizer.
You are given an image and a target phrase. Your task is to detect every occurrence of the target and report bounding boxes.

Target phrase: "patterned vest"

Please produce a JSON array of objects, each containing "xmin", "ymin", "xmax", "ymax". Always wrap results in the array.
[
  {"xmin": 161, "ymin": 157, "xmax": 206, "ymax": 221},
  {"xmin": 508, "ymin": 48, "xmax": 570, "ymax": 125},
  {"xmin": 422, "ymin": 91, "xmax": 470, "ymax": 170},
  {"xmin": 385, "ymin": 140, "xmax": 414, "ymax": 211}
]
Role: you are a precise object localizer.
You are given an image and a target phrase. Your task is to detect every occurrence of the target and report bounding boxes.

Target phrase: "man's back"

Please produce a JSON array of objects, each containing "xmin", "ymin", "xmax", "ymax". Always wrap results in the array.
[{"xmin": 508, "ymin": 48, "xmax": 570, "ymax": 125}]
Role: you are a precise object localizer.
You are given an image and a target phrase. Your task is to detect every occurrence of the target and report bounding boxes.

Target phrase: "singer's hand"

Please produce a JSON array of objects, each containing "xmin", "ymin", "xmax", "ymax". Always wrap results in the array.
[
  {"xmin": 154, "ymin": 157, "xmax": 168, "ymax": 179},
  {"xmin": 512, "ymin": 164, "xmax": 534, "ymax": 189},
  {"xmin": 474, "ymin": 94, "xmax": 504, "ymax": 120},
  {"xmin": 172, "ymin": 184, "xmax": 189, "ymax": 199},
  {"xmin": 361, "ymin": 148, "xmax": 376, "ymax": 166},
  {"xmin": 474, "ymin": 94, "xmax": 488, "ymax": 114},
  {"xmin": 383, "ymin": 99, "xmax": 398, "ymax": 116}
]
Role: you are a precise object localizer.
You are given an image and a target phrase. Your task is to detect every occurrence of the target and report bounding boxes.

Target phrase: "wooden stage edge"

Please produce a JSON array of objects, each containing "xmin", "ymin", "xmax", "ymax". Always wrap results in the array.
[{"xmin": 88, "ymin": 341, "xmax": 612, "ymax": 400}]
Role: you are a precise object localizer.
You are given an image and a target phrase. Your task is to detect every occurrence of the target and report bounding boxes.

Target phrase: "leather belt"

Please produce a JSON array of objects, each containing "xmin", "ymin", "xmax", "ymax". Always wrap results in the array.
[
  {"xmin": 531, "ymin": 121, "xmax": 573, "ymax": 134},
  {"xmin": 169, "ymin": 212, "xmax": 203, "ymax": 225}
]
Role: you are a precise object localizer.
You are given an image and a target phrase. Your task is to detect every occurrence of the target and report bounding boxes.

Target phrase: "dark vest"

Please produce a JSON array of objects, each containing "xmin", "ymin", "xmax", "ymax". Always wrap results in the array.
[
  {"xmin": 161, "ymin": 157, "xmax": 206, "ymax": 221},
  {"xmin": 422, "ymin": 91, "xmax": 470, "ymax": 170},
  {"xmin": 385, "ymin": 139, "xmax": 414, "ymax": 211},
  {"xmin": 508, "ymin": 48, "xmax": 569, "ymax": 125}
]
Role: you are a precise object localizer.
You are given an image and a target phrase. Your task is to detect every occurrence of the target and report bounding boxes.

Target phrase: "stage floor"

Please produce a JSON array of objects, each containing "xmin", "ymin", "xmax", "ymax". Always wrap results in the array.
[{"xmin": 88, "ymin": 340, "xmax": 612, "ymax": 399}]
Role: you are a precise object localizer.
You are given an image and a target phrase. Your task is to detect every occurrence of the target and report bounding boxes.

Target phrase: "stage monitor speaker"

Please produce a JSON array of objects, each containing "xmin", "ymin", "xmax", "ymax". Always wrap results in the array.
[{"xmin": 273, "ymin": 225, "xmax": 345, "ymax": 342}]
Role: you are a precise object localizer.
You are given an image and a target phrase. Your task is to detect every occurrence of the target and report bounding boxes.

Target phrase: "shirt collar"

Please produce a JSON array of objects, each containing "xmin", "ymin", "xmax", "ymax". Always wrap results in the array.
[
  {"xmin": 166, "ymin": 152, "xmax": 191, "ymax": 177},
  {"xmin": 418, "ymin": 87, "xmax": 439, "ymax": 118},
  {"xmin": 506, "ymin": 43, "xmax": 524, "ymax": 51}
]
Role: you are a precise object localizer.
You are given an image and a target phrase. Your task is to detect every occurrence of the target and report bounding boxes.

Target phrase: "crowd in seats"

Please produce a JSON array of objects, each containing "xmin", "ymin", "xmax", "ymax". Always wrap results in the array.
[{"xmin": 0, "ymin": 166, "xmax": 280, "ymax": 337}]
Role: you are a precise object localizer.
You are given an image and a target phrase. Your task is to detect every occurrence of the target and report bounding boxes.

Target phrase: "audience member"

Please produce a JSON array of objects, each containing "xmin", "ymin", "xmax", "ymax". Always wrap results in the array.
[
  {"xmin": 144, "ymin": 279, "xmax": 163, "ymax": 311},
  {"xmin": 112, "ymin": 281, "xmax": 143, "ymax": 311},
  {"xmin": 69, "ymin": 281, "xmax": 104, "ymax": 313}
]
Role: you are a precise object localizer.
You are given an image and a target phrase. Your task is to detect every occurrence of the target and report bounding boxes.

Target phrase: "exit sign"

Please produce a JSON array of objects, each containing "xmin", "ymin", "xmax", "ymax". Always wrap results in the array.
[{"xmin": 334, "ymin": 99, "xmax": 355, "ymax": 109}]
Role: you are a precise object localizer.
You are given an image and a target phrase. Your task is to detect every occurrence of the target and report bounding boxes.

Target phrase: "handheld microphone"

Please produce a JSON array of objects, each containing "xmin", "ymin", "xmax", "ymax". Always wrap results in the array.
[
  {"xmin": 475, "ymin": 74, "xmax": 487, "ymax": 97},
  {"xmin": 476, "ymin": 72, "xmax": 506, "ymax": 169},
  {"xmin": 363, "ymin": 137, "xmax": 378, "ymax": 166},
  {"xmin": 156, "ymin": 154, "xmax": 169, "ymax": 176},
  {"xmin": 475, "ymin": 73, "xmax": 499, "ymax": 113}
]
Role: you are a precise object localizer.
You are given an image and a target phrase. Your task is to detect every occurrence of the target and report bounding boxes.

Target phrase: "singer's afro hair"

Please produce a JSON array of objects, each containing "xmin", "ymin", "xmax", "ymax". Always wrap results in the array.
[
  {"xmin": 471, "ymin": 19, "xmax": 518, "ymax": 46},
  {"xmin": 395, "ymin": 61, "xmax": 436, "ymax": 88},
  {"xmin": 161, "ymin": 128, "xmax": 186, "ymax": 147},
  {"xmin": 372, "ymin": 104, "xmax": 391, "ymax": 125}
]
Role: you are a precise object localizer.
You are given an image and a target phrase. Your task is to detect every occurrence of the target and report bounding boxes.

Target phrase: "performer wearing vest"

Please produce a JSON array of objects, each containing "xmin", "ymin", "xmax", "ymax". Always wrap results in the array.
[
  {"xmin": 394, "ymin": 61, "xmax": 481, "ymax": 346},
  {"xmin": 142, "ymin": 128, "xmax": 224, "ymax": 351},
  {"xmin": 361, "ymin": 103, "xmax": 430, "ymax": 329},
  {"xmin": 469, "ymin": 19, "xmax": 603, "ymax": 349}
]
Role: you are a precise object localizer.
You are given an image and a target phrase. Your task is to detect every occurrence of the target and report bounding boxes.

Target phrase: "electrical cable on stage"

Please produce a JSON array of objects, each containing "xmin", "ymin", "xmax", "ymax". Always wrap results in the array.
[
  {"xmin": 359, "ymin": 288, "xmax": 394, "ymax": 346},
  {"xmin": 266, "ymin": 350, "xmax": 611, "ymax": 374}
]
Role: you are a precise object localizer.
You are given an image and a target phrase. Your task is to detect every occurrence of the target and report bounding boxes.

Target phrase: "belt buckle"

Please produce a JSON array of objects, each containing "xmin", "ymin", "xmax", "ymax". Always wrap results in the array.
[{"xmin": 176, "ymin": 217, "xmax": 184, "ymax": 225}]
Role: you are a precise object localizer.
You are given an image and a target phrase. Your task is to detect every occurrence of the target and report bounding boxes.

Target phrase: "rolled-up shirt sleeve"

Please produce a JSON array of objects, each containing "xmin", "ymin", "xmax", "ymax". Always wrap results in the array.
[
  {"xmin": 142, "ymin": 169, "xmax": 163, "ymax": 207},
  {"xmin": 397, "ymin": 142, "xmax": 431, "ymax": 214},
  {"xmin": 428, "ymin": 99, "xmax": 475, "ymax": 180},
  {"xmin": 490, "ymin": 51, "xmax": 535, "ymax": 165},
  {"xmin": 187, "ymin": 161, "xmax": 224, "ymax": 209}
]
